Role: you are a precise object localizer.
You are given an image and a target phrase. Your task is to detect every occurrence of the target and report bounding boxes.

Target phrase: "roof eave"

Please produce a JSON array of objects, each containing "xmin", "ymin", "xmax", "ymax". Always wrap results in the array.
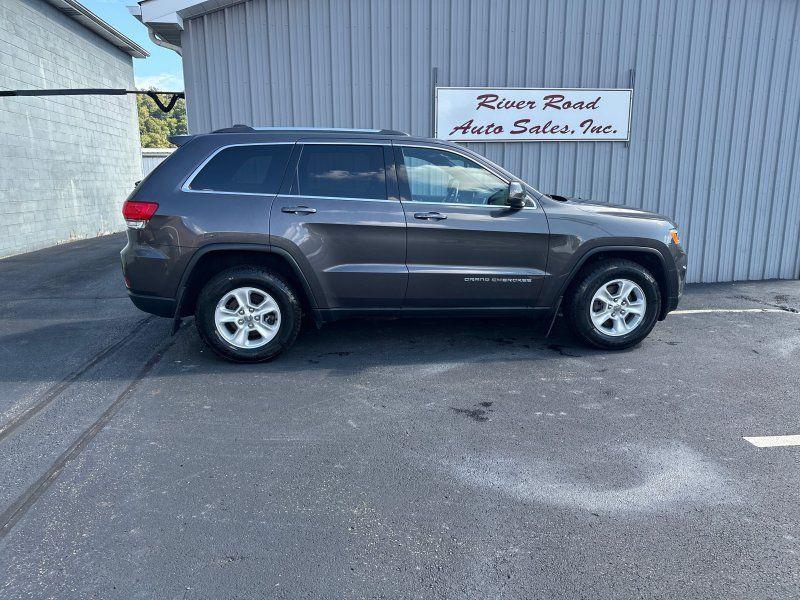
[
  {"xmin": 134, "ymin": 0, "xmax": 252, "ymax": 48},
  {"xmin": 44, "ymin": 0, "xmax": 149, "ymax": 58}
]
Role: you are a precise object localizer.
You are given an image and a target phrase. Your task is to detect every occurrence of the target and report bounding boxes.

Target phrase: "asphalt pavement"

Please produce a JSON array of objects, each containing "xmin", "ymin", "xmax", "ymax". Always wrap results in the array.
[{"xmin": 1, "ymin": 233, "xmax": 798, "ymax": 599}]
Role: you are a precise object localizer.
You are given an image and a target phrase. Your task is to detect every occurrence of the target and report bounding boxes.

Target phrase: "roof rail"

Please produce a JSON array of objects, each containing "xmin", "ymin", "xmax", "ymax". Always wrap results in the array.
[
  {"xmin": 212, "ymin": 124, "xmax": 256, "ymax": 133},
  {"xmin": 211, "ymin": 124, "xmax": 410, "ymax": 136}
]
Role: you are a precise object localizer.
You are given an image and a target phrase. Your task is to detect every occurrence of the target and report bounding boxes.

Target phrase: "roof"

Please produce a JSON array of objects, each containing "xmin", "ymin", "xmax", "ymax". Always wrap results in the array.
[
  {"xmin": 44, "ymin": 0, "xmax": 149, "ymax": 58},
  {"xmin": 131, "ymin": 0, "xmax": 246, "ymax": 47}
]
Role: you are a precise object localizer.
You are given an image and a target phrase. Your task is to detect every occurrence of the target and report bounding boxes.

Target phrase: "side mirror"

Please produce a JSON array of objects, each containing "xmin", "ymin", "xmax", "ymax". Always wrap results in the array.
[{"xmin": 507, "ymin": 181, "xmax": 526, "ymax": 209}]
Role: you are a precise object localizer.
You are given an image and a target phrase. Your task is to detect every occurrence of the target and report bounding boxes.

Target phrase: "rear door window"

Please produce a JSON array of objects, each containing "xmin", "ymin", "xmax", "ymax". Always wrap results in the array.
[
  {"xmin": 292, "ymin": 144, "xmax": 387, "ymax": 200},
  {"xmin": 189, "ymin": 144, "xmax": 292, "ymax": 194}
]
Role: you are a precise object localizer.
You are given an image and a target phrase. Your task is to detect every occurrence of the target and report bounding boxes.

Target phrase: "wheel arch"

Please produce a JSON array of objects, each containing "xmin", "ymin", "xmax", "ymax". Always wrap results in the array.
[
  {"xmin": 560, "ymin": 246, "xmax": 671, "ymax": 320},
  {"xmin": 174, "ymin": 245, "xmax": 321, "ymax": 328}
]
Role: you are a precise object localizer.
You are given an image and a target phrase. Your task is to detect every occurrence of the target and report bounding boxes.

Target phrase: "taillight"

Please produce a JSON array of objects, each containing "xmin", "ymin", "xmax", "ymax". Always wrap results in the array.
[{"xmin": 122, "ymin": 201, "xmax": 158, "ymax": 229}]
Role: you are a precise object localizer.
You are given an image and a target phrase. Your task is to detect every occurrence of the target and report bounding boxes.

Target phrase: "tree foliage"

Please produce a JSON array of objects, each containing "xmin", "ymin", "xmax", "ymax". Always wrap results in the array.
[{"xmin": 137, "ymin": 91, "xmax": 187, "ymax": 148}]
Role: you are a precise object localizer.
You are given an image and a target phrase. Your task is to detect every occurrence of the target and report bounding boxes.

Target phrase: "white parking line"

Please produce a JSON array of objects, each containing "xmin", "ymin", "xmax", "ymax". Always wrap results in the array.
[
  {"xmin": 672, "ymin": 308, "xmax": 789, "ymax": 315},
  {"xmin": 743, "ymin": 435, "xmax": 800, "ymax": 448}
]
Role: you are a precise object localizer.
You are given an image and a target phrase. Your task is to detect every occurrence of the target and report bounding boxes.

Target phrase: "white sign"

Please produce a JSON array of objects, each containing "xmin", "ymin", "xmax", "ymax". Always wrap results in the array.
[{"xmin": 435, "ymin": 87, "xmax": 633, "ymax": 142}]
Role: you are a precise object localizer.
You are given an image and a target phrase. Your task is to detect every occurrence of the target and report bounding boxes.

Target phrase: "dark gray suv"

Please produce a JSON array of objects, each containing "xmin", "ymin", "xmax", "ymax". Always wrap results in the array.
[{"xmin": 121, "ymin": 126, "xmax": 686, "ymax": 362}]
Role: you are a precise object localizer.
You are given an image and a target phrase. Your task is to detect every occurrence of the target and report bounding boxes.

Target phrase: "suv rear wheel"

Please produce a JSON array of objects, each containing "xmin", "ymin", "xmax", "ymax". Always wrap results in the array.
[
  {"xmin": 195, "ymin": 267, "xmax": 302, "ymax": 362},
  {"xmin": 565, "ymin": 259, "xmax": 661, "ymax": 350}
]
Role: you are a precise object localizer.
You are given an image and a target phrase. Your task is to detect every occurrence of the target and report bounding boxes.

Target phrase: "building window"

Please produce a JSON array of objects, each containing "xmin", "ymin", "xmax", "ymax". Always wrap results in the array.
[
  {"xmin": 293, "ymin": 144, "xmax": 387, "ymax": 200},
  {"xmin": 400, "ymin": 146, "xmax": 508, "ymax": 206},
  {"xmin": 189, "ymin": 144, "xmax": 292, "ymax": 194}
]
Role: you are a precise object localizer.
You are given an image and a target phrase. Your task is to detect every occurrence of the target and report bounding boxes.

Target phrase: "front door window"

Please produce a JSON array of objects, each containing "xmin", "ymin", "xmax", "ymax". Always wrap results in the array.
[{"xmin": 400, "ymin": 146, "xmax": 509, "ymax": 206}]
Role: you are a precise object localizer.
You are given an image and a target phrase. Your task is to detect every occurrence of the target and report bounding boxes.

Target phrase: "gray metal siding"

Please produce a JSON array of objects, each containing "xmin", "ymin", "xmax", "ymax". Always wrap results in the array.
[
  {"xmin": 181, "ymin": 0, "xmax": 800, "ymax": 283},
  {"xmin": 141, "ymin": 149, "xmax": 175, "ymax": 178}
]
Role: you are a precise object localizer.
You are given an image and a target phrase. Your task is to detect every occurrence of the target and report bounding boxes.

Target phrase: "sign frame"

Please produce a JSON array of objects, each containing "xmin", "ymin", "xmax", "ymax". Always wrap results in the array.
[{"xmin": 434, "ymin": 86, "xmax": 634, "ymax": 143}]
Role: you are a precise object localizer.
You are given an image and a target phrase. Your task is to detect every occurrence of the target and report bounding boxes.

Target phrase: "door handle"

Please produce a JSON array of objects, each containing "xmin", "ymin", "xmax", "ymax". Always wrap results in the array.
[
  {"xmin": 413, "ymin": 212, "xmax": 447, "ymax": 221},
  {"xmin": 281, "ymin": 206, "xmax": 317, "ymax": 215}
]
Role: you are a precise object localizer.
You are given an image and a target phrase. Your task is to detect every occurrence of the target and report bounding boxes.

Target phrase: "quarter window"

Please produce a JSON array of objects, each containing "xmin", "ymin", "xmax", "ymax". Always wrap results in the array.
[
  {"xmin": 293, "ymin": 144, "xmax": 387, "ymax": 200},
  {"xmin": 400, "ymin": 146, "xmax": 509, "ymax": 206},
  {"xmin": 189, "ymin": 144, "xmax": 292, "ymax": 194}
]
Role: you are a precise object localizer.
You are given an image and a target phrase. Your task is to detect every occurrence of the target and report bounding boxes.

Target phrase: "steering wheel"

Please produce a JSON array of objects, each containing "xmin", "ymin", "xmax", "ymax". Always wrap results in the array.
[
  {"xmin": 446, "ymin": 177, "xmax": 460, "ymax": 203},
  {"xmin": 486, "ymin": 188, "xmax": 508, "ymax": 206}
]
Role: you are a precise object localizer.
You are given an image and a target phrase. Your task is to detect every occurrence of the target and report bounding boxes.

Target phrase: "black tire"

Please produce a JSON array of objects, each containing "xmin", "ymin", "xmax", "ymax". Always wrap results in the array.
[
  {"xmin": 195, "ymin": 266, "xmax": 302, "ymax": 363},
  {"xmin": 565, "ymin": 259, "xmax": 661, "ymax": 350}
]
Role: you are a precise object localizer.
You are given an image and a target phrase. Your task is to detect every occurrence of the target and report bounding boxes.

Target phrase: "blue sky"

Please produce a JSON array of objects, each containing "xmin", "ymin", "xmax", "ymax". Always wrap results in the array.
[{"xmin": 82, "ymin": 0, "xmax": 184, "ymax": 91}]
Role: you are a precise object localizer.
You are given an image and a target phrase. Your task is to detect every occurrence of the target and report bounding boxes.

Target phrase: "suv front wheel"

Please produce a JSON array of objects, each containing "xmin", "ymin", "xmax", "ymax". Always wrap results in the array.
[
  {"xmin": 195, "ymin": 267, "xmax": 302, "ymax": 362},
  {"xmin": 565, "ymin": 259, "xmax": 661, "ymax": 350}
]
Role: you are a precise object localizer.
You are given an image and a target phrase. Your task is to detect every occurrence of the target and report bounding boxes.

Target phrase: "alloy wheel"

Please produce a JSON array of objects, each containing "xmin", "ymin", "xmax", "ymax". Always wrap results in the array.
[
  {"xmin": 589, "ymin": 278, "xmax": 647, "ymax": 337},
  {"xmin": 214, "ymin": 286, "xmax": 281, "ymax": 349}
]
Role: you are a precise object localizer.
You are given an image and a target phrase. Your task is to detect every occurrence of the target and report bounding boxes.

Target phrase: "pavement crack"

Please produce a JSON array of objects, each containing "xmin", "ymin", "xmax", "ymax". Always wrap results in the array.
[
  {"xmin": 0, "ymin": 324, "xmax": 182, "ymax": 539},
  {"xmin": 0, "ymin": 316, "xmax": 155, "ymax": 445},
  {"xmin": 732, "ymin": 294, "xmax": 799, "ymax": 313}
]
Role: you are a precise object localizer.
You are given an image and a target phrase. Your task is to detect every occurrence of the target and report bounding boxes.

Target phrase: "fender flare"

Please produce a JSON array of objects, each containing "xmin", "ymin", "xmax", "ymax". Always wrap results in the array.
[
  {"xmin": 172, "ymin": 243, "xmax": 321, "ymax": 332},
  {"xmin": 555, "ymin": 244, "xmax": 674, "ymax": 318}
]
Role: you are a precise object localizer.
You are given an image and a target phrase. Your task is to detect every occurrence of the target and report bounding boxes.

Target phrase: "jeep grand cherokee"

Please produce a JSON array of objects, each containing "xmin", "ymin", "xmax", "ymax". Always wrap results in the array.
[{"xmin": 121, "ymin": 126, "xmax": 687, "ymax": 362}]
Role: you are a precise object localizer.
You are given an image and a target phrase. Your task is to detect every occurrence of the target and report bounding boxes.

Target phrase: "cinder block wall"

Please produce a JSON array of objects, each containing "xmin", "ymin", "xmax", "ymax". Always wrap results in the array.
[{"xmin": 0, "ymin": 0, "xmax": 141, "ymax": 258}]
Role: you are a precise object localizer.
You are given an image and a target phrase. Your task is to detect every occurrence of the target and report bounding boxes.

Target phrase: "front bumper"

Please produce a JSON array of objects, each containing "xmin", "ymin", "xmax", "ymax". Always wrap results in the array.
[{"xmin": 663, "ymin": 246, "xmax": 687, "ymax": 315}]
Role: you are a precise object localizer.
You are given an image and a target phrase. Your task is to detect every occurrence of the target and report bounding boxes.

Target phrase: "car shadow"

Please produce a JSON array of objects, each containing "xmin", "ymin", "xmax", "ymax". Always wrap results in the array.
[
  {"xmin": 175, "ymin": 315, "xmax": 628, "ymax": 378},
  {"xmin": 0, "ymin": 313, "xmax": 637, "ymax": 385}
]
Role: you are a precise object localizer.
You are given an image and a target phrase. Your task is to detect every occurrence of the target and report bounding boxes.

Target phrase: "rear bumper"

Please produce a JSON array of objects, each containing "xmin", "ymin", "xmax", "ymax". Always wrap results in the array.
[
  {"xmin": 120, "ymin": 234, "xmax": 190, "ymax": 300},
  {"xmin": 128, "ymin": 291, "xmax": 176, "ymax": 318},
  {"xmin": 121, "ymin": 234, "xmax": 191, "ymax": 318}
]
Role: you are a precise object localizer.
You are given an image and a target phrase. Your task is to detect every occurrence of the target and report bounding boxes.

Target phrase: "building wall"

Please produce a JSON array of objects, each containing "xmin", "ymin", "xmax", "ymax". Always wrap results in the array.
[
  {"xmin": 141, "ymin": 148, "xmax": 175, "ymax": 178},
  {"xmin": 0, "ymin": 0, "xmax": 141, "ymax": 258},
  {"xmin": 181, "ymin": 0, "xmax": 800, "ymax": 283}
]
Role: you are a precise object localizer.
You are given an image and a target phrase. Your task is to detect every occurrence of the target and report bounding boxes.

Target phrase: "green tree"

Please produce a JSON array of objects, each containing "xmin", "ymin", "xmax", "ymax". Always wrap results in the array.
[{"xmin": 137, "ymin": 91, "xmax": 187, "ymax": 148}]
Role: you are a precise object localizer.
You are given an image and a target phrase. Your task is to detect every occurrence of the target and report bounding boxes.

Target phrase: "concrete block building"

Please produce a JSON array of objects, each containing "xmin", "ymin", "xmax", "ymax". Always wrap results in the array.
[{"xmin": 0, "ymin": 0, "xmax": 147, "ymax": 257}]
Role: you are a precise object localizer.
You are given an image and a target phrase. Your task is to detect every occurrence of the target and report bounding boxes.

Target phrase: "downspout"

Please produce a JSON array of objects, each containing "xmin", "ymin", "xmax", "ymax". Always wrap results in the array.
[{"xmin": 148, "ymin": 28, "xmax": 182, "ymax": 56}]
